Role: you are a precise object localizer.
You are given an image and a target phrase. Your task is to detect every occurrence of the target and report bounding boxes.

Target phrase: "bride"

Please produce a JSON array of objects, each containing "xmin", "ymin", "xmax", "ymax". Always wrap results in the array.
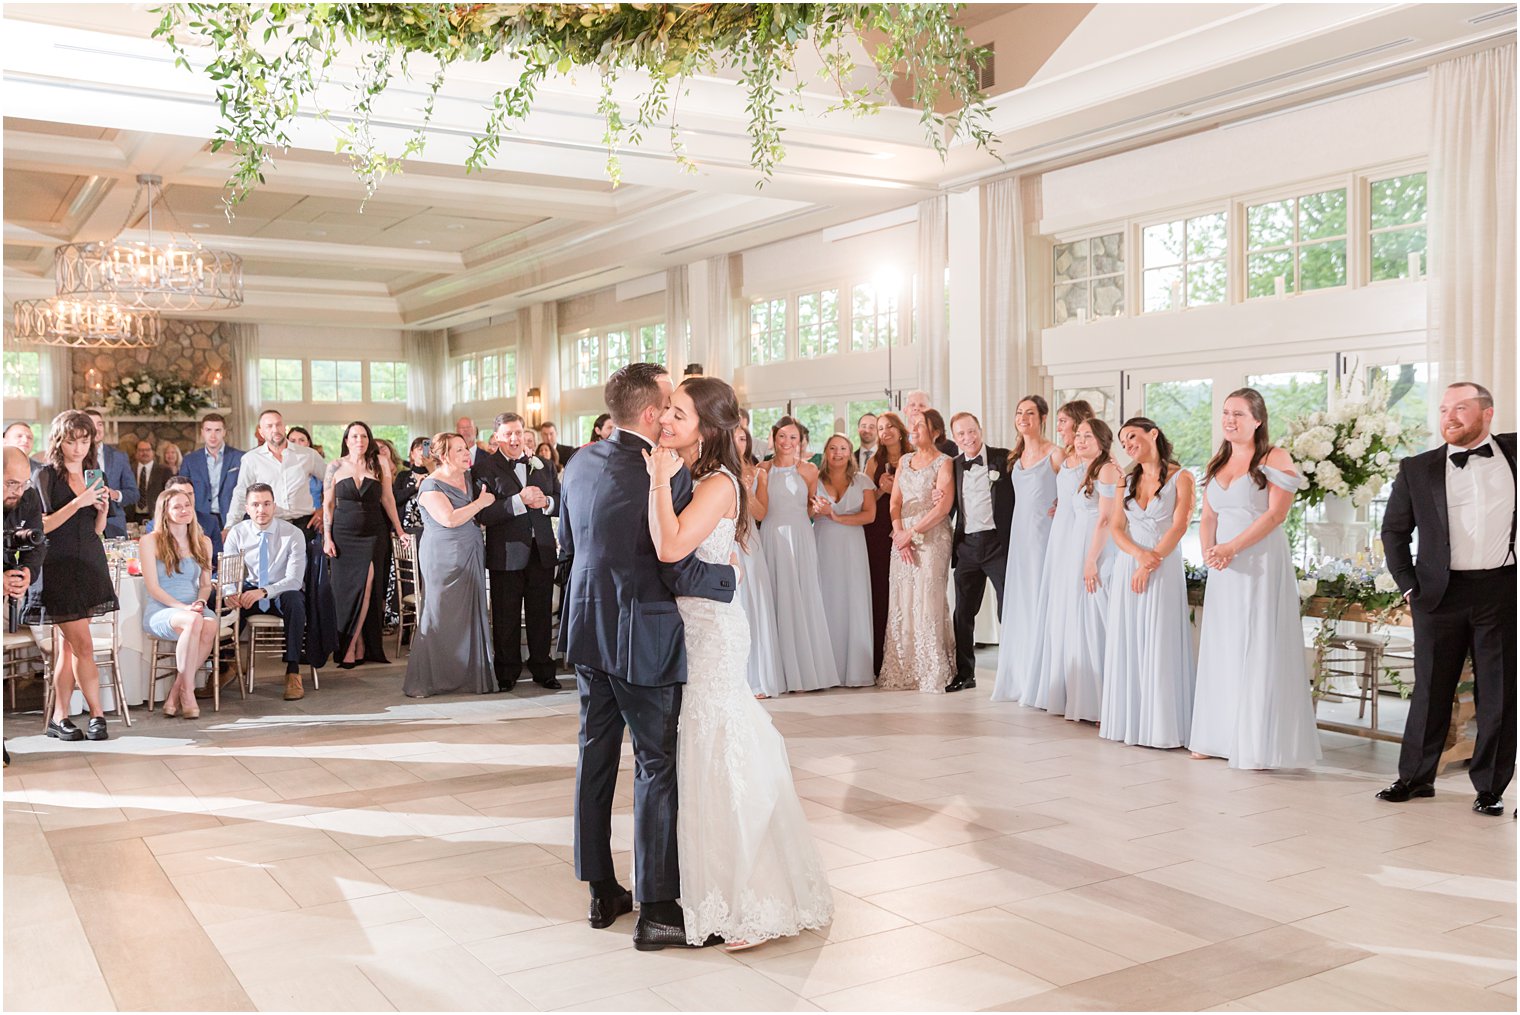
[{"xmin": 645, "ymin": 376, "xmax": 835, "ymax": 950}]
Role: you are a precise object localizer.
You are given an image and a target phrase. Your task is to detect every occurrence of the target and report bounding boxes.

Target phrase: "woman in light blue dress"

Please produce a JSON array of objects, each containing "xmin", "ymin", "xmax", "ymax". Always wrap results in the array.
[
  {"xmin": 736, "ymin": 427, "xmax": 785, "ymax": 698},
  {"xmin": 1101, "ymin": 418, "xmax": 1197, "ymax": 749},
  {"xmin": 140, "ymin": 488, "xmax": 217, "ymax": 718},
  {"xmin": 758, "ymin": 417, "xmax": 839, "ymax": 692},
  {"xmin": 1189, "ymin": 389, "xmax": 1320, "ymax": 770},
  {"xmin": 1028, "ymin": 418, "xmax": 1121, "ymax": 722},
  {"xmin": 991, "ymin": 397, "xmax": 1083, "ymax": 703},
  {"xmin": 813, "ymin": 435, "xmax": 877, "ymax": 688}
]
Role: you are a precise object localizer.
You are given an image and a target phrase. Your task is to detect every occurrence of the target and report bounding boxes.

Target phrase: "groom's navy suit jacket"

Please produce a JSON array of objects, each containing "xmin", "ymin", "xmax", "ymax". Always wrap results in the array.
[{"xmin": 557, "ymin": 429, "xmax": 737, "ymax": 686}]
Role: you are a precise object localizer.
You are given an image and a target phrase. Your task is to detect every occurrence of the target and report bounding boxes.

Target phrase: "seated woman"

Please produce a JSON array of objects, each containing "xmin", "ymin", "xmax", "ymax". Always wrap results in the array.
[{"xmin": 140, "ymin": 488, "xmax": 218, "ymax": 718}]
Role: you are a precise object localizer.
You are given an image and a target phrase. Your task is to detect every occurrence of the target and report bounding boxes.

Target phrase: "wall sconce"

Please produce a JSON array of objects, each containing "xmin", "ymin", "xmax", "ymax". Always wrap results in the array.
[
  {"xmin": 684, "ymin": 363, "xmax": 704, "ymax": 377},
  {"xmin": 526, "ymin": 386, "xmax": 543, "ymax": 425}
]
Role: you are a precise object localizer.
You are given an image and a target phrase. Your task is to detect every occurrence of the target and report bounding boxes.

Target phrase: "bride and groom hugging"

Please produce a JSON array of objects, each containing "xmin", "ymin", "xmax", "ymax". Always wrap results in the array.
[{"xmin": 558, "ymin": 362, "xmax": 834, "ymax": 952}]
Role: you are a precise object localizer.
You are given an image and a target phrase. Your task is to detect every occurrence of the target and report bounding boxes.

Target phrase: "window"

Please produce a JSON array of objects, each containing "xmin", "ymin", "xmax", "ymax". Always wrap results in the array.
[
  {"xmin": 575, "ymin": 413, "xmax": 603, "ymax": 445},
  {"xmin": 499, "ymin": 349, "xmax": 518, "ymax": 397},
  {"xmin": 1053, "ymin": 232, "xmax": 1124, "ymax": 323},
  {"xmin": 3, "ymin": 351, "xmax": 41, "ymax": 398},
  {"xmin": 792, "ymin": 402, "xmax": 838, "ymax": 454},
  {"xmin": 1054, "ymin": 386, "xmax": 1119, "ymax": 430},
  {"xmin": 1246, "ymin": 187, "xmax": 1348, "ymax": 297},
  {"xmin": 748, "ymin": 406, "xmax": 786, "ymax": 447},
  {"xmin": 850, "ymin": 282, "xmax": 900, "ymax": 351},
  {"xmin": 479, "ymin": 354, "xmax": 500, "ymax": 401},
  {"xmin": 454, "ymin": 357, "xmax": 479, "ymax": 403},
  {"xmin": 310, "ymin": 360, "xmax": 362, "ymax": 402},
  {"xmin": 573, "ymin": 334, "xmax": 601, "ymax": 389},
  {"xmin": 1247, "ymin": 370, "xmax": 1328, "ymax": 443},
  {"xmin": 1369, "ymin": 172, "xmax": 1428, "ymax": 282},
  {"xmin": 847, "ymin": 398, "xmax": 893, "ymax": 434},
  {"xmin": 259, "ymin": 358, "xmax": 303, "ymax": 402},
  {"xmin": 370, "ymin": 361, "xmax": 407, "ymax": 402},
  {"xmin": 638, "ymin": 323, "xmax": 667, "ymax": 365},
  {"xmin": 749, "ymin": 298, "xmax": 786, "ymax": 365},
  {"xmin": 797, "ymin": 289, "xmax": 841, "ymax": 358},
  {"xmin": 1141, "ymin": 214, "xmax": 1225, "ymax": 312},
  {"xmin": 605, "ymin": 329, "xmax": 633, "ymax": 374},
  {"xmin": 1369, "ymin": 362, "xmax": 1431, "ymax": 449},
  {"xmin": 307, "ymin": 423, "xmax": 412, "ymax": 459},
  {"xmin": 372, "ymin": 424, "xmax": 411, "ymax": 452},
  {"xmin": 1143, "ymin": 379, "xmax": 1215, "ymax": 474}
]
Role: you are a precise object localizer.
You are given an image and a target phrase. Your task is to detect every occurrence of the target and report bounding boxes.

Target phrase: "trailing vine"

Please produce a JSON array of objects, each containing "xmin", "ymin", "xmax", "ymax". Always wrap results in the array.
[{"xmin": 151, "ymin": 3, "xmax": 997, "ymax": 203}]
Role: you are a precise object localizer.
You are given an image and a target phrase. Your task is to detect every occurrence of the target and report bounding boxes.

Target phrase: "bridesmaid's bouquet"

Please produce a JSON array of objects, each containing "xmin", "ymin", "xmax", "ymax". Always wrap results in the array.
[{"xmin": 1281, "ymin": 376, "xmax": 1417, "ymax": 509}]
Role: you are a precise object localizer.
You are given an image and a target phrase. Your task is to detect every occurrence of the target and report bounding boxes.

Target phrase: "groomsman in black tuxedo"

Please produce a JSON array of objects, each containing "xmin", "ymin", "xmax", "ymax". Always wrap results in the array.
[
  {"xmin": 475, "ymin": 412, "xmax": 562, "ymax": 692},
  {"xmin": 1378, "ymin": 381, "xmax": 1516, "ymax": 816},
  {"xmin": 947, "ymin": 411, "xmax": 1014, "ymax": 692}
]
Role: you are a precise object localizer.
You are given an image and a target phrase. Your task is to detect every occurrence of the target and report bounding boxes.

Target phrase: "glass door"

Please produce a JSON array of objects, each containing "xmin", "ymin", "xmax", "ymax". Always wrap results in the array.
[{"xmin": 1127, "ymin": 367, "xmax": 1222, "ymax": 566}]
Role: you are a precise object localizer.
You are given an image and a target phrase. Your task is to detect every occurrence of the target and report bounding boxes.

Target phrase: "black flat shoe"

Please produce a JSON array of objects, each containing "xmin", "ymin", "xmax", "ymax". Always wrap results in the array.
[
  {"xmin": 85, "ymin": 717, "xmax": 109, "ymax": 742},
  {"xmin": 1474, "ymin": 792, "xmax": 1505, "ymax": 816},
  {"xmin": 588, "ymin": 889, "xmax": 634, "ymax": 929},
  {"xmin": 1375, "ymin": 779, "xmax": 1435, "ymax": 803},
  {"xmin": 46, "ymin": 718, "xmax": 84, "ymax": 742},
  {"xmin": 534, "ymin": 675, "xmax": 563, "ymax": 691},
  {"xmin": 337, "ymin": 661, "xmax": 358, "ymax": 670},
  {"xmin": 633, "ymin": 915, "xmax": 698, "ymax": 951}
]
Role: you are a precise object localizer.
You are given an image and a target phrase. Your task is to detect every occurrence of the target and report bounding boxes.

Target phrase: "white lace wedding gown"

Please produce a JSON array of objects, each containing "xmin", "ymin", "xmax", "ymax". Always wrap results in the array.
[{"xmin": 676, "ymin": 469, "xmax": 835, "ymax": 945}]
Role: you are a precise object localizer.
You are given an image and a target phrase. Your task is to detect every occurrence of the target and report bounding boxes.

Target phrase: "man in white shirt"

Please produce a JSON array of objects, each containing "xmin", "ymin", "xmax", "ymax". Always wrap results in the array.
[
  {"xmin": 1378, "ymin": 381, "xmax": 1516, "ymax": 815},
  {"xmin": 227, "ymin": 410, "xmax": 327, "ymax": 533},
  {"xmin": 855, "ymin": 413, "xmax": 879, "ymax": 469},
  {"xmin": 224, "ymin": 483, "xmax": 310, "ymax": 701}
]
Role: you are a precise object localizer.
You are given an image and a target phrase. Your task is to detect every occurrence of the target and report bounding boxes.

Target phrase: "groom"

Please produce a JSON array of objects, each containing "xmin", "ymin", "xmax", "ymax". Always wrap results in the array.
[{"xmin": 559, "ymin": 362, "xmax": 739, "ymax": 950}]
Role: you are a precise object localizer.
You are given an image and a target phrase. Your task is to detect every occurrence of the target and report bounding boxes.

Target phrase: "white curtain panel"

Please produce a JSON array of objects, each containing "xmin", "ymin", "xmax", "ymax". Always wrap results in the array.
[
  {"xmin": 38, "ymin": 346, "xmax": 71, "ymax": 425},
  {"xmin": 915, "ymin": 195, "xmax": 950, "ymax": 409},
  {"xmin": 980, "ymin": 176, "xmax": 1040, "ymax": 440},
  {"xmin": 537, "ymin": 301, "xmax": 561, "ymax": 413},
  {"xmin": 218, "ymin": 321, "xmax": 258, "ymax": 446},
  {"xmin": 1429, "ymin": 41, "xmax": 1517, "ymax": 430},
  {"xmin": 704, "ymin": 253, "xmax": 736, "ymax": 382},
  {"xmin": 403, "ymin": 328, "xmax": 450, "ymax": 438},
  {"xmin": 665, "ymin": 265, "xmax": 690, "ymax": 373}
]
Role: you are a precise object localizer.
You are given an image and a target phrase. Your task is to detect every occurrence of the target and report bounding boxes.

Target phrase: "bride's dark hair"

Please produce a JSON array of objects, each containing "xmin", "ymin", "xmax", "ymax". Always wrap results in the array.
[{"xmin": 679, "ymin": 376, "xmax": 752, "ymax": 550}]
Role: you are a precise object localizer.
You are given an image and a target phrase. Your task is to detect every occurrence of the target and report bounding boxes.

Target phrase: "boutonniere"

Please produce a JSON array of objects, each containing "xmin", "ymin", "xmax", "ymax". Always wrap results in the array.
[
  {"xmin": 988, "ymin": 470, "xmax": 1002, "ymax": 483},
  {"xmin": 528, "ymin": 456, "xmax": 544, "ymax": 472}
]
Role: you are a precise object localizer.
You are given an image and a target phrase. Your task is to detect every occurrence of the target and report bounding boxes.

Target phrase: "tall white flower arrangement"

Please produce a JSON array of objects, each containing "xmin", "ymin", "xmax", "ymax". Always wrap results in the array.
[{"xmin": 1282, "ymin": 377, "xmax": 1418, "ymax": 508}]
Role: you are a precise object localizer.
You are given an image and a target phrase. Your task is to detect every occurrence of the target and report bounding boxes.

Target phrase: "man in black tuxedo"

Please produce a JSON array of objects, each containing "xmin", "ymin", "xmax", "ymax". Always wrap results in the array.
[
  {"xmin": 475, "ymin": 412, "xmax": 562, "ymax": 692},
  {"xmin": 560, "ymin": 362, "xmax": 737, "ymax": 950},
  {"xmin": 1377, "ymin": 381, "xmax": 1516, "ymax": 816},
  {"xmin": 947, "ymin": 412, "xmax": 1014, "ymax": 692},
  {"xmin": 127, "ymin": 440, "xmax": 172, "ymax": 525}
]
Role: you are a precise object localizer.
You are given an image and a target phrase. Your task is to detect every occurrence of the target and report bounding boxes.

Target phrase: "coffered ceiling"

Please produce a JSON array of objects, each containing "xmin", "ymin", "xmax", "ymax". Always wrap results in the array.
[{"xmin": 2, "ymin": 3, "xmax": 1514, "ymax": 331}]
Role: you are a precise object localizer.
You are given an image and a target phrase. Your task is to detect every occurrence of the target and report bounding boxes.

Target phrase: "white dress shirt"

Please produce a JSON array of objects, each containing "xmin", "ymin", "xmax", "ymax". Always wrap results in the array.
[
  {"xmin": 495, "ymin": 451, "xmax": 557, "ymax": 517},
  {"xmin": 205, "ymin": 448, "xmax": 227, "ymax": 517},
  {"xmin": 223, "ymin": 518, "xmax": 307, "ymax": 598},
  {"xmin": 228, "ymin": 443, "xmax": 327, "ymax": 523},
  {"xmin": 1446, "ymin": 437, "xmax": 1516, "ymax": 570},
  {"xmin": 960, "ymin": 447, "xmax": 996, "ymax": 534}
]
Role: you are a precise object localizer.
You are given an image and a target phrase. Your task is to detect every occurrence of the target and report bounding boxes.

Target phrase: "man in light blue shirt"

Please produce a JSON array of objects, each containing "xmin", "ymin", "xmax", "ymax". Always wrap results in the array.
[{"xmin": 224, "ymin": 483, "xmax": 309, "ymax": 701}]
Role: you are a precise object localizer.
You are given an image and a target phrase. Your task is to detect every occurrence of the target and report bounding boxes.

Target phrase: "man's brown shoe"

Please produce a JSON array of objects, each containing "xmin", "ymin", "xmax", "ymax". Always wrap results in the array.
[{"xmin": 284, "ymin": 673, "xmax": 305, "ymax": 701}]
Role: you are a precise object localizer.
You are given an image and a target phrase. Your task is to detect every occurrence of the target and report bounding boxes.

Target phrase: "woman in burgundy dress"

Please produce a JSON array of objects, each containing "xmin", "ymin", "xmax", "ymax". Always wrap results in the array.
[{"xmin": 863, "ymin": 412, "xmax": 908, "ymax": 675}]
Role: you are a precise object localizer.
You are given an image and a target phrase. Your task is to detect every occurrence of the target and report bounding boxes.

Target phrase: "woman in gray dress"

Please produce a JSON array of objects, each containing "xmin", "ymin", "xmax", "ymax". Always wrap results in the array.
[{"xmin": 403, "ymin": 432, "xmax": 497, "ymax": 697}]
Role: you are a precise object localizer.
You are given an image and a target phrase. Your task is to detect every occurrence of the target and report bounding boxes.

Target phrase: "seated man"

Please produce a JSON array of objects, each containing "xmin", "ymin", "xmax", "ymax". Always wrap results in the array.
[{"xmin": 223, "ymin": 483, "xmax": 309, "ymax": 701}]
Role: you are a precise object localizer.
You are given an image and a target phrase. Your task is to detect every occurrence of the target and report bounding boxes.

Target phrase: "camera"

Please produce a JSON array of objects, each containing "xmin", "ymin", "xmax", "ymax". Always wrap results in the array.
[{"xmin": 4, "ymin": 527, "xmax": 45, "ymax": 556}]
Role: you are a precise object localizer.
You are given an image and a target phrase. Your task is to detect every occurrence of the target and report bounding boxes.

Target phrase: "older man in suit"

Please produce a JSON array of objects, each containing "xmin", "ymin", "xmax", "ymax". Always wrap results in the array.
[
  {"xmin": 127, "ymin": 440, "xmax": 172, "ymax": 524},
  {"xmin": 947, "ymin": 412, "xmax": 1015, "ymax": 693},
  {"xmin": 83, "ymin": 409, "xmax": 138, "ymax": 539},
  {"xmin": 1377, "ymin": 381, "xmax": 1516, "ymax": 816},
  {"xmin": 178, "ymin": 413, "xmax": 244, "ymax": 558}
]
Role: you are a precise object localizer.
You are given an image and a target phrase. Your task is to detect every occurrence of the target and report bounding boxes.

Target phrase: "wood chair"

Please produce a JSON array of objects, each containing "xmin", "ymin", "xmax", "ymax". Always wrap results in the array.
[{"xmin": 393, "ymin": 534, "xmax": 420, "ymax": 656}]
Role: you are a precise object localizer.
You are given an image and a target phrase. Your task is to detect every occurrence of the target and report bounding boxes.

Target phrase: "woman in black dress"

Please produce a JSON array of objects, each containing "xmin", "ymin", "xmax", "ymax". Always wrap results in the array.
[
  {"xmin": 322, "ymin": 421, "xmax": 407, "ymax": 667},
  {"xmin": 25, "ymin": 410, "xmax": 116, "ymax": 741},
  {"xmin": 863, "ymin": 411, "xmax": 907, "ymax": 675}
]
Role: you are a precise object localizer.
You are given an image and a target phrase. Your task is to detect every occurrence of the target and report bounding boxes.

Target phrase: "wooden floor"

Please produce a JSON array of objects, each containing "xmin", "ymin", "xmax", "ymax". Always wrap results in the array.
[{"xmin": 4, "ymin": 649, "xmax": 1514, "ymax": 1012}]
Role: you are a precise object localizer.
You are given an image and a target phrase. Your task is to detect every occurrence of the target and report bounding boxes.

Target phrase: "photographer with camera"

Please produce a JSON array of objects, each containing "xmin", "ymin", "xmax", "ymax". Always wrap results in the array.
[{"xmin": 4, "ymin": 446, "xmax": 45, "ymax": 613}]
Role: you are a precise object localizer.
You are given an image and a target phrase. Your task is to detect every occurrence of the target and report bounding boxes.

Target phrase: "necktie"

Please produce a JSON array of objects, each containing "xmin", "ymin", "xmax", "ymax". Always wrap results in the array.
[
  {"xmin": 1452, "ymin": 444, "xmax": 1494, "ymax": 469},
  {"xmin": 257, "ymin": 530, "xmax": 271, "ymax": 612},
  {"xmin": 141, "ymin": 465, "xmax": 150, "ymax": 488}
]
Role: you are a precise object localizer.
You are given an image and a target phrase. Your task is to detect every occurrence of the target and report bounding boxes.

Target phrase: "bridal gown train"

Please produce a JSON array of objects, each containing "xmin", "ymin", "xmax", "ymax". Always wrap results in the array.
[{"xmin": 676, "ymin": 469, "xmax": 835, "ymax": 945}]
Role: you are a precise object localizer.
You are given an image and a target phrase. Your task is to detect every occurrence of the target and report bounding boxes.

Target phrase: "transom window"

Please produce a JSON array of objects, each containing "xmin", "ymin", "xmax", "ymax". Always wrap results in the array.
[
  {"xmin": 749, "ymin": 298, "xmax": 786, "ymax": 365},
  {"xmin": 258, "ymin": 358, "xmax": 304, "ymax": 402},
  {"xmin": 561, "ymin": 322, "xmax": 666, "ymax": 390},
  {"xmin": 1246, "ymin": 187, "xmax": 1348, "ymax": 297},
  {"xmin": 797, "ymin": 288, "xmax": 840, "ymax": 358},
  {"xmin": 369, "ymin": 361, "xmax": 408, "ymax": 402},
  {"xmin": 850, "ymin": 281, "xmax": 900, "ymax": 351},
  {"xmin": 1141, "ymin": 213, "xmax": 1225, "ymax": 312},
  {"xmin": 310, "ymin": 360, "xmax": 363, "ymax": 402},
  {"xmin": 1054, "ymin": 232, "xmax": 1125, "ymax": 323},
  {"xmin": 1369, "ymin": 172, "xmax": 1428, "ymax": 282}
]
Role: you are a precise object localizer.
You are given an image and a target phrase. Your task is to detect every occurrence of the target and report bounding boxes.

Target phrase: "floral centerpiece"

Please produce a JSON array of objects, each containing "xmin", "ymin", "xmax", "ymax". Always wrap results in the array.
[
  {"xmin": 105, "ymin": 372, "xmax": 214, "ymax": 417},
  {"xmin": 1296, "ymin": 558, "xmax": 1410, "ymax": 700},
  {"xmin": 1281, "ymin": 377, "xmax": 1418, "ymax": 510}
]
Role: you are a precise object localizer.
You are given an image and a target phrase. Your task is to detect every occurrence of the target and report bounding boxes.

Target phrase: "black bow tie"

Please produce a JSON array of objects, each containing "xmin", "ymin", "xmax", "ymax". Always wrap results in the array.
[
  {"xmin": 1452, "ymin": 444, "xmax": 1494, "ymax": 469},
  {"xmin": 965, "ymin": 455, "xmax": 983, "ymax": 469}
]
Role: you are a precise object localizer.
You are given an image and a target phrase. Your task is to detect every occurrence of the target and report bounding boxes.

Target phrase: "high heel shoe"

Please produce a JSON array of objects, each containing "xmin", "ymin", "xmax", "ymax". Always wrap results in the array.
[{"xmin": 161, "ymin": 695, "xmax": 179, "ymax": 718}]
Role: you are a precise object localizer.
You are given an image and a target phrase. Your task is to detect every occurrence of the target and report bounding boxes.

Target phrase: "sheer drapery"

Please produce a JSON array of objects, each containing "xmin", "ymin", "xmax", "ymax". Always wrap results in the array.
[
  {"xmin": 1429, "ymin": 41, "xmax": 1516, "ymax": 429},
  {"xmin": 665, "ymin": 265, "xmax": 689, "ymax": 374},
  {"xmin": 218, "ymin": 322, "xmax": 258, "ymax": 446},
  {"xmin": 701, "ymin": 254, "xmax": 736, "ymax": 383},
  {"xmin": 403, "ymin": 329, "xmax": 450, "ymax": 438},
  {"xmin": 37, "ymin": 346, "xmax": 71, "ymax": 425},
  {"xmin": 980, "ymin": 176, "xmax": 1040, "ymax": 440},
  {"xmin": 914, "ymin": 196, "xmax": 949, "ymax": 409}
]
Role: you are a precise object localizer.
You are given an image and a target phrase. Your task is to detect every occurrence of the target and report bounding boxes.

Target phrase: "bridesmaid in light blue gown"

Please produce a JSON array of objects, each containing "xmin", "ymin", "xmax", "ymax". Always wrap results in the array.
[
  {"xmin": 1029, "ymin": 418, "xmax": 1121, "ymax": 721},
  {"xmin": 813, "ymin": 435, "xmax": 878, "ymax": 687},
  {"xmin": 1101, "ymin": 418, "xmax": 1197, "ymax": 749},
  {"xmin": 991, "ymin": 396, "xmax": 1078, "ymax": 703},
  {"xmin": 1189, "ymin": 388, "xmax": 1320, "ymax": 770},
  {"xmin": 758, "ymin": 417, "xmax": 840, "ymax": 692},
  {"xmin": 736, "ymin": 427, "xmax": 785, "ymax": 698}
]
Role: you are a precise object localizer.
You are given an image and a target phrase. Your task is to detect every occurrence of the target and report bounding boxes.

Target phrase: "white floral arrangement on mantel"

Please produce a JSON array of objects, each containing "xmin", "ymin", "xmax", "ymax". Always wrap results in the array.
[
  {"xmin": 105, "ymin": 372, "xmax": 214, "ymax": 418},
  {"xmin": 1282, "ymin": 377, "xmax": 1418, "ymax": 510}
]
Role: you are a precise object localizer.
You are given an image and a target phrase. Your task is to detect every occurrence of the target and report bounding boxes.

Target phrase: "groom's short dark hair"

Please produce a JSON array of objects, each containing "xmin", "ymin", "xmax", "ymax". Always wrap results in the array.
[{"xmin": 606, "ymin": 362, "xmax": 668, "ymax": 426}]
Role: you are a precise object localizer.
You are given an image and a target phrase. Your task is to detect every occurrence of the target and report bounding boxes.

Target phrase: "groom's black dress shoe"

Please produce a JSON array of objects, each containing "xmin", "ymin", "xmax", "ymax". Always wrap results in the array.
[
  {"xmin": 588, "ymin": 889, "xmax": 634, "ymax": 929},
  {"xmin": 946, "ymin": 676, "xmax": 977, "ymax": 692},
  {"xmin": 496, "ymin": 673, "xmax": 519, "ymax": 693},
  {"xmin": 1375, "ymin": 779, "xmax": 1435, "ymax": 803},
  {"xmin": 633, "ymin": 915, "xmax": 700, "ymax": 951},
  {"xmin": 534, "ymin": 675, "xmax": 563, "ymax": 691},
  {"xmin": 1474, "ymin": 792, "xmax": 1505, "ymax": 816}
]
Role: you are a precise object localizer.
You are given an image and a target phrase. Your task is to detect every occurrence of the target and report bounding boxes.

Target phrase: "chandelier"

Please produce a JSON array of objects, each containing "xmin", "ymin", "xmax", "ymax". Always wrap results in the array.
[
  {"xmin": 53, "ymin": 174, "xmax": 244, "ymax": 313},
  {"xmin": 9, "ymin": 298, "xmax": 164, "ymax": 349}
]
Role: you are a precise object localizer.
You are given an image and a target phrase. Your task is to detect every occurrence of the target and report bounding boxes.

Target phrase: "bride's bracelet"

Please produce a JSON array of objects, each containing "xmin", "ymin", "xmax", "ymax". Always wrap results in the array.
[{"xmin": 650, "ymin": 484, "xmax": 670, "ymax": 492}]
